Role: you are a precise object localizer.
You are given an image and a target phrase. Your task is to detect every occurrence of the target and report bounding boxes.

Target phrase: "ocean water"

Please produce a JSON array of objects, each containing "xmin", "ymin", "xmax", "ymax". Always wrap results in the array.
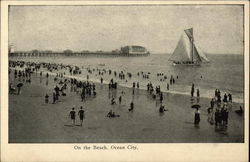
[{"xmin": 10, "ymin": 54, "xmax": 244, "ymax": 103}]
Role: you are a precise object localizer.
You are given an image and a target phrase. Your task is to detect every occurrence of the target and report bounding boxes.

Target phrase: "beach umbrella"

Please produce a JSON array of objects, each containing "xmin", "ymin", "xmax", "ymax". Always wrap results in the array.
[
  {"xmin": 17, "ymin": 83, "xmax": 23, "ymax": 87},
  {"xmin": 191, "ymin": 104, "xmax": 201, "ymax": 109}
]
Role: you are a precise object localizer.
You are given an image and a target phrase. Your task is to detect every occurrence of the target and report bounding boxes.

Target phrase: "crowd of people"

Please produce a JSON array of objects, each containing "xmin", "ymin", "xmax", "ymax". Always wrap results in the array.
[
  {"xmin": 8, "ymin": 60, "xmax": 242, "ymax": 130},
  {"xmin": 206, "ymin": 89, "xmax": 234, "ymax": 129},
  {"xmin": 190, "ymin": 83, "xmax": 240, "ymax": 130}
]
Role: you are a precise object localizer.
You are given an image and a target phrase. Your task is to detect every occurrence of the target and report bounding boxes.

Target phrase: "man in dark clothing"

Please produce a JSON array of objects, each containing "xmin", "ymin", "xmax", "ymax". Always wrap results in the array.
[
  {"xmin": 78, "ymin": 106, "xmax": 85, "ymax": 126},
  {"xmin": 69, "ymin": 108, "xmax": 76, "ymax": 125}
]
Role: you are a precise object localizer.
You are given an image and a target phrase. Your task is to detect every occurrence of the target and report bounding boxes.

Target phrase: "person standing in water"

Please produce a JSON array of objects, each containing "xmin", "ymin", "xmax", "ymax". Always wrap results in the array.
[
  {"xmin": 129, "ymin": 102, "xmax": 134, "ymax": 111},
  {"xmin": 78, "ymin": 106, "xmax": 85, "ymax": 126},
  {"xmin": 160, "ymin": 92, "xmax": 163, "ymax": 102},
  {"xmin": 197, "ymin": 89, "xmax": 200, "ymax": 98},
  {"xmin": 69, "ymin": 108, "xmax": 76, "ymax": 126},
  {"xmin": 191, "ymin": 84, "xmax": 195, "ymax": 97},
  {"xmin": 119, "ymin": 96, "xmax": 122, "ymax": 104}
]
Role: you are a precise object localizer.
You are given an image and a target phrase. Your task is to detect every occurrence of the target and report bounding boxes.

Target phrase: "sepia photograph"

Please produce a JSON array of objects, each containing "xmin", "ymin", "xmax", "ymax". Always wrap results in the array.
[
  {"xmin": 8, "ymin": 4, "xmax": 245, "ymax": 143},
  {"xmin": 1, "ymin": 1, "xmax": 249, "ymax": 162}
]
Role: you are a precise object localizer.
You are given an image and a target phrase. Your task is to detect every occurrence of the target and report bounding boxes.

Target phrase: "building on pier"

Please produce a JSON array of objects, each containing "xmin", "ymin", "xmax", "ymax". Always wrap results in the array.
[{"xmin": 120, "ymin": 45, "xmax": 150, "ymax": 56}]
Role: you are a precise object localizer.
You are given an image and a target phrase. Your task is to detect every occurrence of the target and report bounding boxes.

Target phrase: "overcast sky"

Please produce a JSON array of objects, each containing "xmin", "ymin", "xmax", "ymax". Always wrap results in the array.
[{"xmin": 9, "ymin": 5, "xmax": 243, "ymax": 54}]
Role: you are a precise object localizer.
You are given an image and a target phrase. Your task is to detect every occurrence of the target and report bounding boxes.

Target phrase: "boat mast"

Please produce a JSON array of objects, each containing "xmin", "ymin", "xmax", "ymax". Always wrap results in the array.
[
  {"xmin": 191, "ymin": 30, "xmax": 194, "ymax": 63},
  {"xmin": 191, "ymin": 37, "xmax": 194, "ymax": 63}
]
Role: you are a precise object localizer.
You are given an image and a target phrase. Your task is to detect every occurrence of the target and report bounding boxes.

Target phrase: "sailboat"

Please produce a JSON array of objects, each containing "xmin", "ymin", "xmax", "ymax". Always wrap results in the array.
[{"xmin": 169, "ymin": 28, "xmax": 210, "ymax": 66}]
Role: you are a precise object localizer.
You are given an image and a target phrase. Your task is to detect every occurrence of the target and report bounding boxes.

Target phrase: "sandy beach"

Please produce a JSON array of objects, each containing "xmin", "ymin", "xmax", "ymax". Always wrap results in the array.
[{"xmin": 9, "ymin": 66, "xmax": 244, "ymax": 143}]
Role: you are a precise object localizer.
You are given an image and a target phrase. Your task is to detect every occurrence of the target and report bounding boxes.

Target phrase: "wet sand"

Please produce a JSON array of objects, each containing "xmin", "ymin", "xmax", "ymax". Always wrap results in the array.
[{"xmin": 9, "ymin": 71, "xmax": 244, "ymax": 143}]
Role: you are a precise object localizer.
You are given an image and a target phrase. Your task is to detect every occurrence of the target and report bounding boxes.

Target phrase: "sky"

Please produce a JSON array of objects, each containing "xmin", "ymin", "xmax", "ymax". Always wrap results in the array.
[{"xmin": 9, "ymin": 5, "xmax": 244, "ymax": 54}]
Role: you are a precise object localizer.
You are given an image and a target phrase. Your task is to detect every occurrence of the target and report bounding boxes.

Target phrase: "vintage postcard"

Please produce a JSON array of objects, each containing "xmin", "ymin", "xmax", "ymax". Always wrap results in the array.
[{"xmin": 1, "ymin": 0, "xmax": 249, "ymax": 161}]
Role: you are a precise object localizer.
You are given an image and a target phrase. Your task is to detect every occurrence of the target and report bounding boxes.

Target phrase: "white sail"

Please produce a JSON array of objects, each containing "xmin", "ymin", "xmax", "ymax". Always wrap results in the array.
[
  {"xmin": 193, "ymin": 45, "xmax": 202, "ymax": 62},
  {"xmin": 169, "ymin": 32, "xmax": 192, "ymax": 62},
  {"xmin": 194, "ymin": 42, "xmax": 210, "ymax": 62},
  {"xmin": 184, "ymin": 28, "xmax": 193, "ymax": 40}
]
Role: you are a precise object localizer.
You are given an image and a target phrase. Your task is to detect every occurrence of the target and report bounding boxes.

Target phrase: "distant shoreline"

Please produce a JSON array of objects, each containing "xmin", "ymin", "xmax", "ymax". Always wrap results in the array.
[{"xmin": 9, "ymin": 53, "xmax": 243, "ymax": 57}]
